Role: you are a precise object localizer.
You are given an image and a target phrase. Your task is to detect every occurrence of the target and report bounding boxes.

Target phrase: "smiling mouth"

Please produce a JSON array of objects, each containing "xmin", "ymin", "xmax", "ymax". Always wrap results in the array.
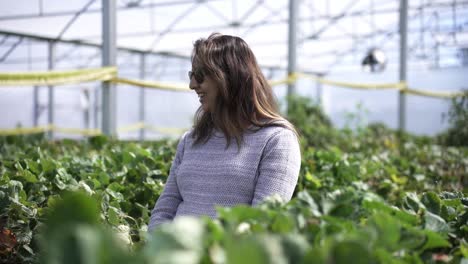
[{"xmin": 197, "ymin": 92, "xmax": 206, "ymax": 102}]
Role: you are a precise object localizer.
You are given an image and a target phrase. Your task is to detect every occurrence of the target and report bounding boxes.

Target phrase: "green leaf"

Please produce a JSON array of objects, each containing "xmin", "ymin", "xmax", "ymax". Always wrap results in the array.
[
  {"xmin": 41, "ymin": 223, "xmax": 134, "ymax": 264},
  {"xmin": 296, "ymin": 191, "xmax": 321, "ymax": 217},
  {"xmin": 217, "ymin": 205, "xmax": 267, "ymax": 224},
  {"xmin": 321, "ymin": 189, "xmax": 358, "ymax": 217},
  {"xmin": 374, "ymin": 248, "xmax": 406, "ymax": 264},
  {"xmin": 47, "ymin": 195, "xmax": 61, "ymax": 208},
  {"xmin": 420, "ymin": 230, "xmax": 451, "ymax": 251},
  {"xmin": 424, "ymin": 211, "xmax": 450, "ymax": 235},
  {"xmin": 207, "ymin": 220, "xmax": 225, "ymax": 242},
  {"xmin": 54, "ymin": 175, "xmax": 67, "ymax": 190},
  {"xmin": 421, "ymin": 192, "xmax": 442, "ymax": 215},
  {"xmin": 98, "ymin": 172, "xmax": 110, "ymax": 185},
  {"xmin": 398, "ymin": 228, "xmax": 426, "ymax": 250},
  {"xmin": 44, "ymin": 192, "xmax": 100, "ymax": 230},
  {"xmin": 106, "ymin": 189, "xmax": 124, "ymax": 202},
  {"xmin": 363, "ymin": 200, "xmax": 419, "ymax": 226},
  {"xmin": 145, "ymin": 217, "xmax": 205, "ymax": 264},
  {"xmin": 57, "ymin": 168, "xmax": 72, "ymax": 181},
  {"xmin": 461, "ymin": 241, "xmax": 468, "ymax": 257},
  {"xmin": 226, "ymin": 234, "xmax": 288, "ymax": 264},
  {"xmin": 78, "ymin": 181, "xmax": 94, "ymax": 196},
  {"xmin": 368, "ymin": 212, "xmax": 401, "ymax": 250},
  {"xmin": 440, "ymin": 205, "xmax": 457, "ymax": 221},
  {"xmin": 107, "ymin": 206, "xmax": 120, "ymax": 226},
  {"xmin": 280, "ymin": 234, "xmax": 309, "ymax": 263},
  {"xmin": 88, "ymin": 135, "xmax": 108, "ymax": 149},
  {"xmin": 40, "ymin": 158, "xmax": 56, "ymax": 173},
  {"xmin": 329, "ymin": 240, "xmax": 373, "ymax": 264},
  {"xmin": 403, "ymin": 192, "xmax": 426, "ymax": 212},
  {"xmin": 305, "ymin": 171, "xmax": 322, "ymax": 189},
  {"xmin": 14, "ymin": 161, "xmax": 24, "ymax": 171},
  {"xmin": 135, "ymin": 147, "xmax": 151, "ymax": 158},
  {"xmin": 19, "ymin": 169, "xmax": 38, "ymax": 183},
  {"xmin": 25, "ymin": 159, "xmax": 40, "ymax": 174},
  {"xmin": 122, "ymin": 151, "xmax": 136, "ymax": 165},
  {"xmin": 271, "ymin": 213, "xmax": 295, "ymax": 233}
]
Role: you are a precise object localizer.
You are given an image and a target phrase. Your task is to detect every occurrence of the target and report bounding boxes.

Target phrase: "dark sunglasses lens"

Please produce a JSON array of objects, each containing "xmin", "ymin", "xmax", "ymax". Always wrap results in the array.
[
  {"xmin": 189, "ymin": 70, "xmax": 204, "ymax": 83},
  {"xmin": 195, "ymin": 72, "xmax": 204, "ymax": 83}
]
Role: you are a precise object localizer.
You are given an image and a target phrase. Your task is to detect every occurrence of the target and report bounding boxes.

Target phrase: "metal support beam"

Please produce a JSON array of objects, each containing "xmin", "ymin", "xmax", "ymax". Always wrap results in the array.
[
  {"xmin": 398, "ymin": 0, "xmax": 408, "ymax": 133},
  {"xmin": 146, "ymin": 2, "xmax": 200, "ymax": 52},
  {"xmin": 287, "ymin": 0, "xmax": 298, "ymax": 100},
  {"xmin": 0, "ymin": 37, "xmax": 23, "ymax": 62},
  {"xmin": 0, "ymin": 0, "xmax": 221, "ymax": 21},
  {"xmin": 28, "ymin": 38, "xmax": 40, "ymax": 127},
  {"xmin": 139, "ymin": 53, "xmax": 146, "ymax": 141},
  {"xmin": 0, "ymin": 30, "xmax": 285, "ymax": 71},
  {"xmin": 56, "ymin": 0, "xmax": 96, "ymax": 41},
  {"xmin": 242, "ymin": 4, "xmax": 284, "ymax": 37},
  {"xmin": 94, "ymin": 86, "xmax": 100, "ymax": 130},
  {"xmin": 83, "ymin": 89, "xmax": 90, "ymax": 129},
  {"xmin": 33, "ymin": 87, "xmax": 39, "ymax": 126},
  {"xmin": 0, "ymin": 29, "xmax": 190, "ymax": 59},
  {"xmin": 48, "ymin": 41, "xmax": 55, "ymax": 139},
  {"xmin": 434, "ymin": 12, "xmax": 440, "ymax": 68},
  {"xmin": 302, "ymin": 0, "xmax": 360, "ymax": 41},
  {"xmin": 102, "ymin": 0, "xmax": 117, "ymax": 136},
  {"xmin": 316, "ymin": 76, "xmax": 323, "ymax": 105}
]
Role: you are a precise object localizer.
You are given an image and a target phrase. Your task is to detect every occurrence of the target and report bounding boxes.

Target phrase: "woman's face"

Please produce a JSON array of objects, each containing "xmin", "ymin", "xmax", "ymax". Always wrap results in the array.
[{"xmin": 189, "ymin": 68, "xmax": 218, "ymax": 112}]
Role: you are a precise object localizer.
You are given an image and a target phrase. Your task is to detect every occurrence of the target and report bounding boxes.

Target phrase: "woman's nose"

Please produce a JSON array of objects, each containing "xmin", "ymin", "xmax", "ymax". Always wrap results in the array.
[{"xmin": 189, "ymin": 77, "xmax": 197, "ymax": 90}]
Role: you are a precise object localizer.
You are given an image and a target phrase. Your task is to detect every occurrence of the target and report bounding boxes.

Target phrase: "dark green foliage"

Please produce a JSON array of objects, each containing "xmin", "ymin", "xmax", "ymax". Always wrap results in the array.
[
  {"xmin": 286, "ymin": 95, "xmax": 338, "ymax": 148},
  {"xmin": 438, "ymin": 90, "xmax": 468, "ymax": 147},
  {"xmin": 0, "ymin": 96, "xmax": 467, "ymax": 263},
  {"xmin": 0, "ymin": 136, "xmax": 176, "ymax": 264}
]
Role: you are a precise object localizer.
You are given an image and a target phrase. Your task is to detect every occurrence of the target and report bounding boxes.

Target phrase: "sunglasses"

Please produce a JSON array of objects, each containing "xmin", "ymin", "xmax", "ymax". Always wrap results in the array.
[{"xmin": 188, "ymin": 70, "xmax": 205, "ymax": 84}]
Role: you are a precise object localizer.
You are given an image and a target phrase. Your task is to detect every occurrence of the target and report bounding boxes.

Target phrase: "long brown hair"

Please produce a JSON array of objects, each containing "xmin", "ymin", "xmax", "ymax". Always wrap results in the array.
[{"xmin": 191, "ymin": 33, "xmax": 297, "ymax": 147}]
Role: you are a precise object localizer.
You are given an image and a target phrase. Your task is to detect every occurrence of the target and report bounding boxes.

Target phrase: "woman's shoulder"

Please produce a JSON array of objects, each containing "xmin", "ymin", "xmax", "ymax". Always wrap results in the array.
[
  {"xmin": 182, "ymin": 128, "xmax": 194, "ymax": 138},
  {"xmin": 179, "ymin": 128, "xmax": 195, "ymax": 144},
  {"xmin": 248, "ymin": 121, "xmax": 298, "ymax": 142}
]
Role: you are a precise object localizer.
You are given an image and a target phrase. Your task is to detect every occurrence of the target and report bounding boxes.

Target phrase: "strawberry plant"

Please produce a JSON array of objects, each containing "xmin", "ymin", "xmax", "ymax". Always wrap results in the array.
[{"xmin": 0, "ymin": 97, "xmax": 466, "ymax": 263}]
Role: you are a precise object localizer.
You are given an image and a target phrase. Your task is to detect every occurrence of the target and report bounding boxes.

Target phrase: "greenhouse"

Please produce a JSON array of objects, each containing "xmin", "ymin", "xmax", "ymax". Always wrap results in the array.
[{"xmin": 0, "ymin": 1, "xmax": 467, "ymax": 263}]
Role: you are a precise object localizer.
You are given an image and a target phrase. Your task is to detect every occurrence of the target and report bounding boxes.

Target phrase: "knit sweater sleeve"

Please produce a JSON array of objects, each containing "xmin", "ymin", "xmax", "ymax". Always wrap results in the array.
[
  {"xmin": 148, "ymin": 132, "xmax": 187, "ymax": 231},
  {"xmin": 252, "ymin": 129, "xmax": 301, "ymax": 205}
]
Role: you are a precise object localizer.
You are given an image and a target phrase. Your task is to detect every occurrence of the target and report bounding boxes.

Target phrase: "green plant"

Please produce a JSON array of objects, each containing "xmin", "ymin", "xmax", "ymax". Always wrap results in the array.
[
  {"xmin": 343, "ymin": 101, "xmax": 369, "ymax": 134},
  {"xmin": 286, "ymin": 95, "xmax": 338, "ymax": 149},
  {"xmin": 439, "ymin": 90, "xmax": 468, "ymax": 147},
  {"xmin": 1, "ymin": 99, "xmax": 467, "ymax": 263}
]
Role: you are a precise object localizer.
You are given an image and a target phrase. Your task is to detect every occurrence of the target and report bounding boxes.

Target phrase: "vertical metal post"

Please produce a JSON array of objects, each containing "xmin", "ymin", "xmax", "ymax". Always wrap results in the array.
[
  {"xmin": 94, "ymin": 86, "xmax": 100, "ymax": 130},
  {"xmin": 398, "ymin": 0, "xmax": 408, "ymax": 133},
  {"xmin": 139, "ymin": 52, "xmax": 146, "ymax": 141},
  {"xmin": 452, "ymin": 0, "xmax": 456, "ymax": 43},
  {"xmin": 102, "ymin": 0, "xmax": 117, "ymax": 136},
  {"xmin": 287, "ymin": 0, "xmax": 298, "ymax": 114},
  {"xmin": 83, "ymin": 89, "xmax": 90, "ymax": 129},
  {"xmin": 435, "ymin": 12, "xmax": 440, "ymax": 68},
  {"xmin": 267, "ymin": 68, "xmax": 274, "ymax": 80},
  {"xmin": 232, "ymin": 0, "xmax": 238, "ymax": 35},
  {"xmin": 316, "ymin": 76, "xmax": 322, "ymax": 105},
  {"xmin": 371, "ymin": 0, "xmax": 375, "ymax": 46},
  {"xmin": 28, "ymin": 38, "xmax": 39, "ymax": 127},
  {"xmin": 420, "ymin": 0, "xmax": 425, "ymax": 53},
  {"xmin": 33, "ymin": 87, "xmax": 39, "ymax": 126},
  {"xmin": 48, "ymin": 41, "xmax": 55, "ymax": 139},
  {"xmin": 352, "ymin": 16, "xmax": 356, "ymax": 62}
]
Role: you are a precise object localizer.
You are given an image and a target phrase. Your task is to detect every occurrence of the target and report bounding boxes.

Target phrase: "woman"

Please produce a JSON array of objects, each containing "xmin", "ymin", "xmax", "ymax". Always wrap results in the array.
[{"xmin": 148, "ymin": 33, "xmax": 301, "ymax": 231}]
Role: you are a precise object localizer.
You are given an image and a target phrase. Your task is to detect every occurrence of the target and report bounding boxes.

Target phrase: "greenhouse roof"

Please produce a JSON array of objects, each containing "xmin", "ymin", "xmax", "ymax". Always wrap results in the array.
[{"xmin": 1, "ymin": 0, "xmax": 467, "ymax": 73}]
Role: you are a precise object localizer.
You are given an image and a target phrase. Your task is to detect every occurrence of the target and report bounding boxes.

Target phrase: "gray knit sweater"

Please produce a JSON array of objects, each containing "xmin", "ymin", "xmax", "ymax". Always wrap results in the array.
[{"xmin": 148, "ymin": 125, "xmax": 301, "ymax": 231}]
